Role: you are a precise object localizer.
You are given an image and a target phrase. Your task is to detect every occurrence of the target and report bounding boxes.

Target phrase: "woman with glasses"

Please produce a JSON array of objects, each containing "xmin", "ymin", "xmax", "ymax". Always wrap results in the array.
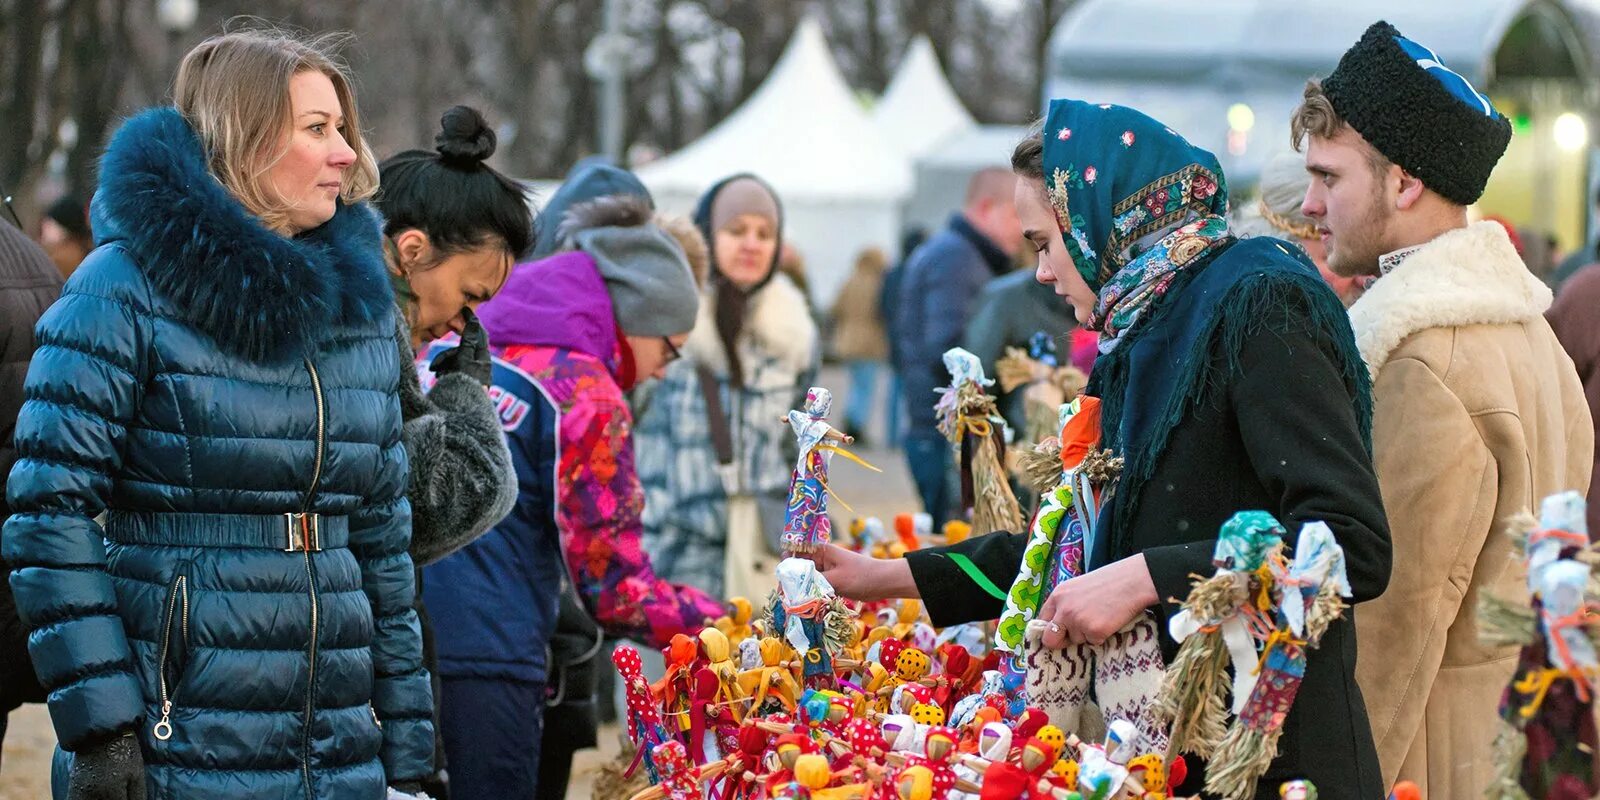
[{"xmin": 418, "ymin": 187, "xmax": 722, "ymax": 799}]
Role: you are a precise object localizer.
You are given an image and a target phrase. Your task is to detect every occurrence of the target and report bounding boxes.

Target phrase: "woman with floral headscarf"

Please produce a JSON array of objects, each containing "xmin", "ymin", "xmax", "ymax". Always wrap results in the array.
[{"xmin": 809, "ymin": 100, "xmax": 1392, "ymax": 797}]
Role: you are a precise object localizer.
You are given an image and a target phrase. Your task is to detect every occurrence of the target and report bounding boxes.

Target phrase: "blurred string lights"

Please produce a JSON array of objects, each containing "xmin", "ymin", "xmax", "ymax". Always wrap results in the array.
[
  {"xmin": 1509, "ymin": 110, "xmax": 1589, "ymax": 153},
  {"xmin": 1226, "ymin": 102, "xmax": 1254, "ymax": 156},
  {"xmin": 1554, "ymin": 112, "xmax": 1589, "ymax": 153}
]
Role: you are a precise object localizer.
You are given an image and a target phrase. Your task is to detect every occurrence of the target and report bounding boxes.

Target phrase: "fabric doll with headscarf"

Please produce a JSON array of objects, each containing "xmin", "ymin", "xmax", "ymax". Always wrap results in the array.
[
  {"xmin": 1485, "ymin": 492, "xmax": 1600, "ymax": 800},
  {"xmin": 782, "ymin": 387, "xmax": 880, "ymax": 554},
  {"xmin": 935, "ymin": 348, "xmax": 1024, "ymax": 536},
  {"xmin": 768, "ymin": 558, "xmax": 854, "ymax": 690}
]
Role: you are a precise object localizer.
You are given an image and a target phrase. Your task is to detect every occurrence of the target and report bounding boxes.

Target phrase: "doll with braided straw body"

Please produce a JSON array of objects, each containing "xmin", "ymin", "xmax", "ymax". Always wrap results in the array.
[{"xmin": 936, "ymin": 349, "xmax": 1023, "ymax": 536}]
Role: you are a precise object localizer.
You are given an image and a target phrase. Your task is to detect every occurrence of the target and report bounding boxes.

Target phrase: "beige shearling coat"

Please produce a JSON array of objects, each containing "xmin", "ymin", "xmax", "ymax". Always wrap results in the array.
[{"xmin": 1350, "ymin": 221, "xmax": 1594, "ymax": 798}]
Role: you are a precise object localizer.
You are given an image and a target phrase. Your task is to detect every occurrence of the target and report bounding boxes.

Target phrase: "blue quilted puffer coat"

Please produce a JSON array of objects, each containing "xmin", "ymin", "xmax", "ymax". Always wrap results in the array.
[{"xmin": 2, "ymin": 108, "xmax": 433, "ymax": 798}]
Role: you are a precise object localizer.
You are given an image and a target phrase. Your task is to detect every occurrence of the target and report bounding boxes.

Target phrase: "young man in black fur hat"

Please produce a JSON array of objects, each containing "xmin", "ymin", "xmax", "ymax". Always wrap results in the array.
[{"xmin": 1295, "ymin": 20, "xmax": 1593, "ymax": 797}]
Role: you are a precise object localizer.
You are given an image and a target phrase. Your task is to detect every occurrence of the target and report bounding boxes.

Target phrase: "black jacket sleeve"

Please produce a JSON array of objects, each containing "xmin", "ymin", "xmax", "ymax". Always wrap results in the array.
[
  {"xmin": 905, "ymin": 530, "xmax": 1029, "ymax": 627},
  {"xmin": 1142, "ymin": 307, "xmax": 1392, "ymax": 615}
]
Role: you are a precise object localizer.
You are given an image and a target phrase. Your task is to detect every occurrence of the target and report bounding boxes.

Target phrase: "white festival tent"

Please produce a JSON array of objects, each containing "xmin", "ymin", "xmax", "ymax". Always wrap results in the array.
[
  {"xmin": 872, "ymin": 36, "xmax": 976, "ymax": 162},
  {"xmin": 636, "ymin": 17, "xmax": 913, "ymax": 308}
]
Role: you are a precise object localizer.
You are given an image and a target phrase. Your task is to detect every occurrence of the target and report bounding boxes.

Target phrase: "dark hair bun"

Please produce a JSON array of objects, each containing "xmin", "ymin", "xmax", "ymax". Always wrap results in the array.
[{"xmin": 435, "ymin": 105, "xmax": 496, "ymax": 167}]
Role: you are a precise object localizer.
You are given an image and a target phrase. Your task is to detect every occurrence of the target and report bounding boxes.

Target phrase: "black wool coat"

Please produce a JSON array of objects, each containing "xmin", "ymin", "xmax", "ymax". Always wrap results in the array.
[{"xmin": 908, "ymin": 244, "xmax": 1392, "ymax": 799}]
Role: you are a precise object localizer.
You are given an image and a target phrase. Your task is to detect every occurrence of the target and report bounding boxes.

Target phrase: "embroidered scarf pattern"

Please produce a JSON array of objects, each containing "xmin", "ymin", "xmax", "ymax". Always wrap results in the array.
[{"xmin": 1040, "ymin": 100, "xmax": 1234, "ymax": 348}]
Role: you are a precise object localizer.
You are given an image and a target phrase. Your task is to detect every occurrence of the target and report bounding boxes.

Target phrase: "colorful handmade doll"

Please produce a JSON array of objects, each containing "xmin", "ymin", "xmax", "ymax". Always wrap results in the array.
[
  {"xmin": 1484, "ymin": 492, "xmax": 1600, "ymax": 800},
  {"xmin": 717, "ymin": 597, "xmax": 757, "ymax": 647},
  {"xmin": 765, "ymin": 734, "xmax": 821, "ymax": 797},
  {"xmin": 1205, "ymin": 523, "xmax": 1352, "ymax": 800},
  {"xmin": 701, "ymin": 628, "xmax": 750, "ymax": 723},
  {"xmin": 792, "ymin": 753, "xmax": 872, "ymax": 800},
  {"xmin": 654, "ymin": 633, "xmax": 703, "ymax": 739},
  {"xmin": 935, "ymin": 348, "xmax": 1024, "ymax": 535},
  {"xmin": 1279, "ymin": 780, "xmax": 1317, "ymax": 800},
  {"xmin": 954, "ymin": 721, "xmax": 1013, "ymax": 795},
  {"xmin": 1155, "ymin": 511, "xmax": 1287, "ymax": 759},
  {"xmin": 782, "ymin": 387, "xmax": 880, "ymax": 555},
  {"xmin": 1076, "ymin": 719, "xmax": 1145, "ymax": 800},
  {"xmin": 616, "ymin": 645, "xmax": 676, "ymax": 782},
  {"xmin": 739, "ymin": 637, "xmax": 804, "ymax": 716},
  {"xmin": 706, "ymin": 723, "xmax": 774, "ymax": 800},
  {"xmin": 653, "ymin": 740, "xmax": 705, "ymax": 800},
  {"xmin": 975, "ymin": 737, "xmax": 1057, "ymax": 800},
  {"xmin": 769, "ymin": 558, "xmax": 854, "ymax": 690},
  {"xmin": 900, "ymin": 726, "xmax": 960, "ymax": 798},
  {"xmin": 1126, "ymin": 753, "xmax": 1172, "ymax": 799}
]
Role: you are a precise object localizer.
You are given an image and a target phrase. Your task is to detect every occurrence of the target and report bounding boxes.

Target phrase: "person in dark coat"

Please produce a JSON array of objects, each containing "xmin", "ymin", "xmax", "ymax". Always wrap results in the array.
[
  {"xmin": 895, "ymin": 170, "xmax": 1021, "ymax": 525},
  {"xmin": 38, "ymin": 194, "xmax": 93, "ymax": 280},
  {"xmin": 878, "ymin": 226, "xmax": 927, "ymax": 449},
  {"xmin": 378, "ymin": 105, "xmax": 528, "ymax": 569},
  {"xmin": 810, "ymin": 99, "xmax": 1391, "ymax": 799},
  {"xmin": 4, "ymin": 31, "xmax": 432, "ymax": 799},
  {"xmin": 0, "ymin": 218, "xmax": 62, "ymax": 765}
]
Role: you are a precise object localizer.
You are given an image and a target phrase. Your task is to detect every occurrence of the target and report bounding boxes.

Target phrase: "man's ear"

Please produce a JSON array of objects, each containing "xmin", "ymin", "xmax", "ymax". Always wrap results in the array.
[
  {"xmin": 393, "ymin": 228, "xmax": 432, "ymax": 271},
  {"xmin": 1394, "ymin": 167, "xmax": 1427, "ymax": 212}
]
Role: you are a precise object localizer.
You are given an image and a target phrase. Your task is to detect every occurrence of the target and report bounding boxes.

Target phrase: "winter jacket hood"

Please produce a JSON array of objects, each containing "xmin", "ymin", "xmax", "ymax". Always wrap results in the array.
[
  {"xmin": 479, "ymin": 250, "xmax": 618, "ymax": 368},
  {"xmin": 530, "ymin": 159, "xmax": 653, "ymax": 258},
  {"xmin": 91, "ymin": 107, "xmax": 393, "ymax": 363}
]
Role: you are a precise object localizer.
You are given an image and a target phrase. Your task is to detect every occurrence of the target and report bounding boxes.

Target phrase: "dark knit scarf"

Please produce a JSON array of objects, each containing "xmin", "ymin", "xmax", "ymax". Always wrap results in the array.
[
  {"xmin": 693, "ymin": 174, "xmax": 784, "ymax": 389},
  {"xmin": 1084, "ymin": 238, "xmax": 1373, "ymax": 568},
  {"xmin": 1034, "ymin": 100, "xmax": 1371, "ymax": 568}
]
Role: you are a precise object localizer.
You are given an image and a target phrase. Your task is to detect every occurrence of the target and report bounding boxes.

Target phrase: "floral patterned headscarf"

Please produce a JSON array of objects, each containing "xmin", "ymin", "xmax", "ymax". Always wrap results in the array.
[{"xmin": 1041, "ymin": 99, "xmax": 1232, "ymax": 345}]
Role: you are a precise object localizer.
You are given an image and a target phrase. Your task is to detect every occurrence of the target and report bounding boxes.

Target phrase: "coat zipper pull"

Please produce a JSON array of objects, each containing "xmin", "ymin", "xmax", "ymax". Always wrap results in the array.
[{"xmin": 154, "ymin": 700, "xmax": 173, "ymax": 741}]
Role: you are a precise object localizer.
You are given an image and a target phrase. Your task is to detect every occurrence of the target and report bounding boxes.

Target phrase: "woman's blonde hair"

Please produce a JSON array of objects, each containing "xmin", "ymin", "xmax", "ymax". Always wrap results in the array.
[{"xmin": 174, "ymin": 28, "xmax": 377, "ymax": 233}]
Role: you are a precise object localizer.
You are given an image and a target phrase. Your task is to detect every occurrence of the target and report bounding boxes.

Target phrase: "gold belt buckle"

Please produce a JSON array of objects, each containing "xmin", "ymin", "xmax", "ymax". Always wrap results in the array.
[{"xmin": 284, "ymin": 512, "xmax": 321, "ymax": 552}]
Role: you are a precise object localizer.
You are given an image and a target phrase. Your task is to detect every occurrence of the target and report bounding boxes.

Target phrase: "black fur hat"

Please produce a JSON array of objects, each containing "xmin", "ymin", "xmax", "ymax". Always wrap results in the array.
[{"xmin": 1322, "ymin": 21, "xmax": 1512, "ymax": 205}]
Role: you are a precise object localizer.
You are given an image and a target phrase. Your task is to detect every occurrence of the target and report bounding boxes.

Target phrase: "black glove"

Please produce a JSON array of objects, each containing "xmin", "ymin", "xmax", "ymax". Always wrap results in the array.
[
  {"xmin": 67, "ymin": 732, "xmax": 146, "ymax": 800},
  {"xmin": 428, "ymin": 308, "xmax": 492, "ymax": 387}
]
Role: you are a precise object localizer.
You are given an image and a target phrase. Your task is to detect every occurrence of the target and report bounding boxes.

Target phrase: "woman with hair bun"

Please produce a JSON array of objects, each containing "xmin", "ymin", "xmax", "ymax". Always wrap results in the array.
[
  {"xmin": 375, "ymin": 105, "xmax": 530, "ymax": 568},
  {"xmin": 374, "ymin": 104, "xmax": 533, "ymax": 798},
  {"xmin": 3, "ymin": 28, "xmax": 433, "ymax": 799}
]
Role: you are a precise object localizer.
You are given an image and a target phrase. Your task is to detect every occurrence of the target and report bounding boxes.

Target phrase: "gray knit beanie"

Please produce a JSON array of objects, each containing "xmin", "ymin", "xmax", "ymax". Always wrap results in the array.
[{"xmin": 575, "ymin": 224, "xmax": 700, "ymax": 336}]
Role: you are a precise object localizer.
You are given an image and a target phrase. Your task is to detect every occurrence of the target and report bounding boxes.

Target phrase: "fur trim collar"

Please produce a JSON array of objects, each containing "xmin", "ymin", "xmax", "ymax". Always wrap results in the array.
[
  {"xmin": 684, "ymin": 272, "xmax": 817, "ymax": 377},
  {"xmin": 1348, "ymin": 221, "xmax": 1551, "ymax": 377},
  {"xmin": 555, "ymin": 194, "xmax": 653, "ymax": 245},
  {"xmin": 93, "ymin": 108, "xmax": 392, "ymax": 362}
]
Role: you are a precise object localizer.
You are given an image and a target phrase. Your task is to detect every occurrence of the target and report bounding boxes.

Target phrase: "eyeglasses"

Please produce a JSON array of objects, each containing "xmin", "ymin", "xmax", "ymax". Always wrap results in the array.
[{"xmin": 662, "ymin": 337, "xmax": 683, "ymax": 364}]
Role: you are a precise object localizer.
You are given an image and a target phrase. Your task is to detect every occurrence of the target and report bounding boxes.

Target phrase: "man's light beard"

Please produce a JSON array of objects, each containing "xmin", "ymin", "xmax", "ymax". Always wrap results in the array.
[{"xmin": 1326, "ymin": 190, "xmax": 1391, "ymax": 279}]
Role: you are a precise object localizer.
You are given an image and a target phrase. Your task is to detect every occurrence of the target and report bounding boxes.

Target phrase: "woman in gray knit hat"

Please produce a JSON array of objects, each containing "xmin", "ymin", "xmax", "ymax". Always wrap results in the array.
[{"xmin": 419, "ymin": 191, "xmax": 723, "ymax": 800}]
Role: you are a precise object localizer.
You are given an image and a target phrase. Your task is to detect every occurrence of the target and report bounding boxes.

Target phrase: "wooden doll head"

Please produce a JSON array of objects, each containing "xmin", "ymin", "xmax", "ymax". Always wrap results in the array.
[
  {"xmin": 925, "ymin": 727, "xmax": 957, "ymax": 761},
  {"xmin": 895, "ymin": 766, "xmax": 934, "ymax": 800},
  {"xmin": 729, "ymin": 596, "xmax": 753, "ymax": 625},
  {"xmin": 910, "ymin": 703, "xmax": 946, "ymax": 727},
  {"xmin": 1034, "ymin": 725, "xmax": 1066, "ymax": 760}
]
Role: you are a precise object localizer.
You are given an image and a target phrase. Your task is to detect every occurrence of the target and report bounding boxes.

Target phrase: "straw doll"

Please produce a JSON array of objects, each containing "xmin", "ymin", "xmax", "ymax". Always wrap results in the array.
[{"xmin": 935, "ymin": 348, "xmax": 1024, "ymax": 535}]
